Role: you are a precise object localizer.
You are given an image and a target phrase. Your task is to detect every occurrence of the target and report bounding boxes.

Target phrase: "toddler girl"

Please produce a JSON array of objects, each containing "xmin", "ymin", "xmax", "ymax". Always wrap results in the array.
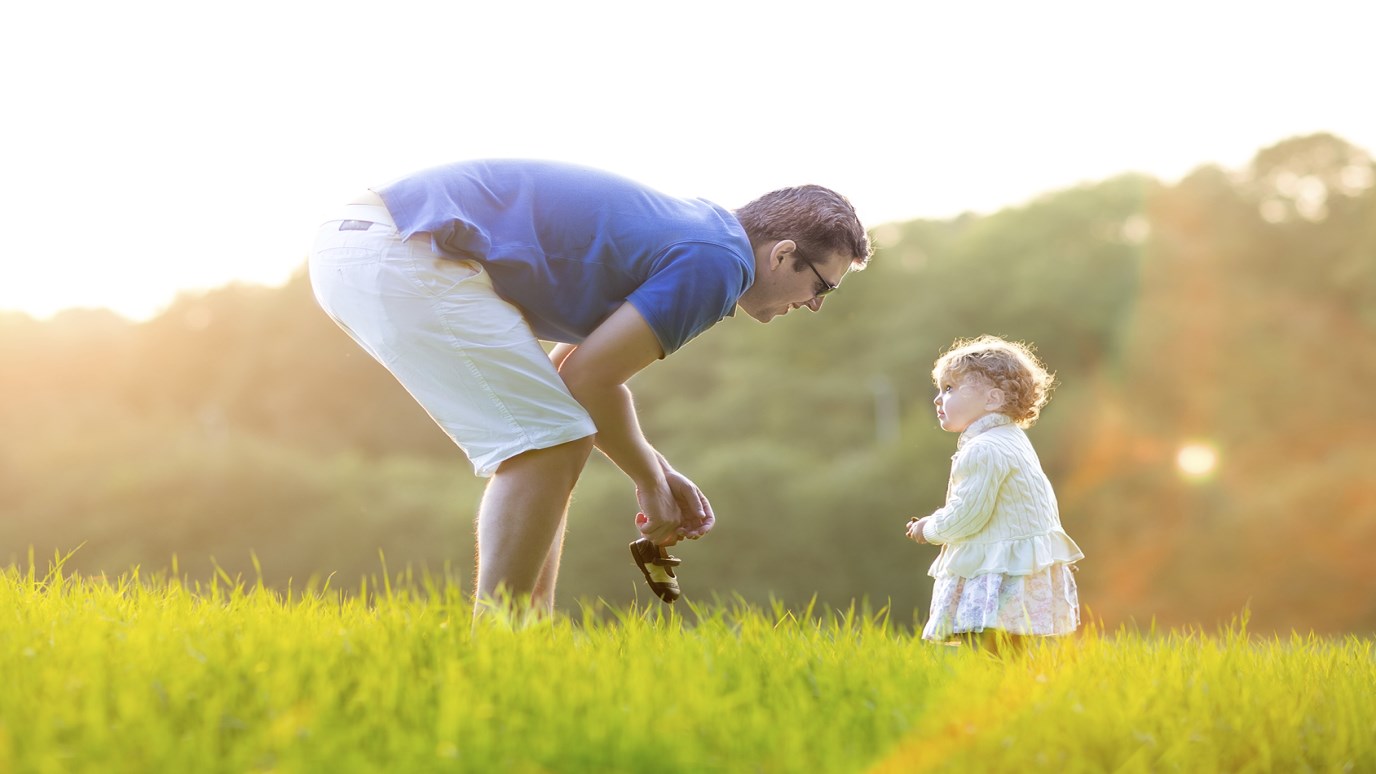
[{"xmin": 906, "ymin": 335, "xmax": 1083, "ymax": 648}]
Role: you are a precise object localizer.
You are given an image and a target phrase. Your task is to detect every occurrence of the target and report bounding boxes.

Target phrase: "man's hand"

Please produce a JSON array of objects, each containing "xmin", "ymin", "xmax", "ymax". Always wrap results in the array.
[
  {"xmin": 664, "ymin": 466, "xmax": 715, "ymax": 540},
  {"xmin": 635, "ymin": 483, "xmax": 681, "ymax": 546},
  {"xmin": 635, "ymin": 464, "xmax": 714, "ymax": 546}
]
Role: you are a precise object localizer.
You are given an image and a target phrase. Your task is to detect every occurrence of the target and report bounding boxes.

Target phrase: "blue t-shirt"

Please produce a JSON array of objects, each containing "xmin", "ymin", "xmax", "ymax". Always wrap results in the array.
[{"xmin": 378, "ymin": 159, "xmax": 755, "ymax": 355}]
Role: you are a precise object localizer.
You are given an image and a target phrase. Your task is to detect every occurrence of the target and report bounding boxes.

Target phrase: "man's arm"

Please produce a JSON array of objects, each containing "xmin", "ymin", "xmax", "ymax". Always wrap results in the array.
[
  {"xmin": 556, "ymin": 303, "xmax": 688, "ymax": 544},
  {"xmin": 549, "ymin": 342, "xmax": 576, "ymax": 369}
]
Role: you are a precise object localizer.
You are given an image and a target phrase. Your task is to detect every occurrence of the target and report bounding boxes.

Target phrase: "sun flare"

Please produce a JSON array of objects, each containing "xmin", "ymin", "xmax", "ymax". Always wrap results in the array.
[{"xmin": 1176, "ymin": 443, "xmax": 1219, "ymax": 480}]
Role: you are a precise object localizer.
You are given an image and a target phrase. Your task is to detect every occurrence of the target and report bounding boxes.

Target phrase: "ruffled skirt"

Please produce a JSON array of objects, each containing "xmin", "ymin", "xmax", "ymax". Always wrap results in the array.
[{"xmin": 922, "ymin": 563, "xmax": 1080, "ymax": 641}]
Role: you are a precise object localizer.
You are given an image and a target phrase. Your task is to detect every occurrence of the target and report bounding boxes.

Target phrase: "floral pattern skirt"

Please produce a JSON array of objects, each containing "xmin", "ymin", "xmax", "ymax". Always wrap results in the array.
[{"xmin": 923, "ymin": 563, "xmax": 1080, "ymax": 641}]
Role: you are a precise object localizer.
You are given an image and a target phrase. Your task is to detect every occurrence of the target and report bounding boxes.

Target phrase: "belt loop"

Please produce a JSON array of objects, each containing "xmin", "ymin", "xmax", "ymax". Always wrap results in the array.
[{"xmin": 325, "ymin": 203, "xmax": 395, "ymax": 228}]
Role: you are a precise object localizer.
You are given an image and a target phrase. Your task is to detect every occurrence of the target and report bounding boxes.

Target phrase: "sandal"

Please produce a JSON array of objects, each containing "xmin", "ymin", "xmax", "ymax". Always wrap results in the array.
[{"xmin": 630, "ymin": 537, "xmax": 682, "ymax": 603}]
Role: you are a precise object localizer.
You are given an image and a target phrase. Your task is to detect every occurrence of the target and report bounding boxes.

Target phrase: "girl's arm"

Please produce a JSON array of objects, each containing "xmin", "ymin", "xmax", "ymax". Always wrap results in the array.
[{"xmin": 922, "ymin": 443, "xmax": 1010, "ymax": 544}]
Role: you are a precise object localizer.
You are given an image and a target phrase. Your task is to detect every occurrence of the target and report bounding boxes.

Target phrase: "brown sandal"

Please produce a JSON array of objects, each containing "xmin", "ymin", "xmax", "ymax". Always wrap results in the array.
[{"xmin": 630, "ymin": 537, "xmax": 682, "ymax": 603}]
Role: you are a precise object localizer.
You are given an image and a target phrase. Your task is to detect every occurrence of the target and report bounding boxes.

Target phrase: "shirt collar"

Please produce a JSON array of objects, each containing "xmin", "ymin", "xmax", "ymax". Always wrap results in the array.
[{"xmin": 957, "ymin": 413, "xmax": 1013, "ymax": 450}]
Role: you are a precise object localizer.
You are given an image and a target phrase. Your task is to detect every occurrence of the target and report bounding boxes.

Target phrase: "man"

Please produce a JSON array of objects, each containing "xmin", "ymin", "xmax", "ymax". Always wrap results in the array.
[{"xmin": 308, "ymin": 159, "xmax": 871, "ymax": 614}]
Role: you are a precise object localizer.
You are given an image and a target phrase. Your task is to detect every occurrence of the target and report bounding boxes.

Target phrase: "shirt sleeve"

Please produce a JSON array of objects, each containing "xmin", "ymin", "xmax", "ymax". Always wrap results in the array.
[
  {"xmin": 922, "ymin": 441, "xmax": 1011, "ymax": 545},
  {"xmin": 626, "ymin": 242, "xmax": 751, "ymax": 356}
]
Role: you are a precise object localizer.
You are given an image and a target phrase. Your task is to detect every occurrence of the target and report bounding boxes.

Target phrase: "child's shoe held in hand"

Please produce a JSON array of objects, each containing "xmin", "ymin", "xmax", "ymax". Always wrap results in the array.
[{"xmin": 630, "ymin": 537, "xmax": 682, "ymax": 603}]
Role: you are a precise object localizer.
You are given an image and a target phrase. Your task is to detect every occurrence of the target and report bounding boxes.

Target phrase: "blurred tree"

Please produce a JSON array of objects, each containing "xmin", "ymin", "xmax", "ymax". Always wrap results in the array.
[
  {"xmin": 1069, "ymin": 134, "xmax": 1376, "ymax": 633},
  {"xmin": 4, "ymin": 134, "xmax": 1372, "ymax": 633}
]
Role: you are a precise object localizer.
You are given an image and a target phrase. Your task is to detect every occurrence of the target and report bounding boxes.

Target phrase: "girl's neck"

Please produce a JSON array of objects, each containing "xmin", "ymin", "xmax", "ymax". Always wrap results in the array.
[{"xmin": 957, "ymin": 412, "xmax": 1012, "ymax": 448}]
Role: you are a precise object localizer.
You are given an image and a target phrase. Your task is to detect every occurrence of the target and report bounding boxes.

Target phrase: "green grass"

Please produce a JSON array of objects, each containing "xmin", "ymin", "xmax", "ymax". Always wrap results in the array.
[{"xmin": 1, "ymin": 556, "xmax": 1372, "ymax": 773}]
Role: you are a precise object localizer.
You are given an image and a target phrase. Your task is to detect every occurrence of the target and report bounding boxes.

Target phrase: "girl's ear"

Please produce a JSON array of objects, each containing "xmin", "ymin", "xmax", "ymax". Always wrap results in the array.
[{"xmin": 985, "ymin": 388, "xmax": 1006, "ymax": 411}]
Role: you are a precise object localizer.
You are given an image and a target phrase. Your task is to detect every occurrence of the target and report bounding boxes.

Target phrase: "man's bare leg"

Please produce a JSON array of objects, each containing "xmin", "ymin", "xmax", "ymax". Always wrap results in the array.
[
  {"xmin": 474, "ymin": 436, "xmax": 593, "ymax": 618},
  {"xmin": 530, "ymin": 510, "xmax": 568, "ymax": 610}
]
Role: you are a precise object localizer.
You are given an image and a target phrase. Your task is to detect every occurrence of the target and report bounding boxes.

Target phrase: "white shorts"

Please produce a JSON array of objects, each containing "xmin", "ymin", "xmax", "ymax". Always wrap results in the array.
[{"xmin": 308, "ymin": 203, "xmax": 597, "ymax": 477}]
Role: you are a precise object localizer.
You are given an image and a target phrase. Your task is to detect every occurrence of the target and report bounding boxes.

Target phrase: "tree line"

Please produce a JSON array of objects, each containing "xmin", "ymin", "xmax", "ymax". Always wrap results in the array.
[{"xmin": 2, "ymin": 133, "xmax": 1372, "ymax": 633}]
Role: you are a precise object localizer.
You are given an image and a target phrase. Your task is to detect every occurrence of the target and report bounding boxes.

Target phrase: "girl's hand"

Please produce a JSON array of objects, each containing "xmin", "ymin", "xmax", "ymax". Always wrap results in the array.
[{"xmin": 906, "ymin": 517, "xmax": 930, "ymax": 544}]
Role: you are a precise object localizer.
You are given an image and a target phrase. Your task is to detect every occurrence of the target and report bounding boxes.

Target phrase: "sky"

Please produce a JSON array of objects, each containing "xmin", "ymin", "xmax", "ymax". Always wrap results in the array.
[{"xmin": 2, "ymin": 0, "xmax": 1373, "ymax": 321}]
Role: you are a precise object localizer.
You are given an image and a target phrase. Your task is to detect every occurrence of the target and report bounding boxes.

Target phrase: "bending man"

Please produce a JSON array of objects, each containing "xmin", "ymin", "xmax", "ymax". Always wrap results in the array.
[{"xmin": 308, "ymin": 159, "xmax": 871, "ymax": 612}]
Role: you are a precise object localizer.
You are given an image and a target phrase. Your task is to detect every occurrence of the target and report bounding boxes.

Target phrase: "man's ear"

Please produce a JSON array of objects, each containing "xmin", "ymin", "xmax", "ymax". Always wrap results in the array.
[
  {"xmin": 985, "ymin": 388, "xmax": 1006, "ymax": 411},
  {"xmin": 768, "ymin": 239, "xmax": 797, "ymax": 270}
]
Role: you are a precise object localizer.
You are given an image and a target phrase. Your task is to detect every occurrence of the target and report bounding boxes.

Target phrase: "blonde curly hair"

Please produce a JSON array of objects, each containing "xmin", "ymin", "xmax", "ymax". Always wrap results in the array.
[{"xmin": 932, "ymin": 335, "xmax": 1055, "ymax": 427}]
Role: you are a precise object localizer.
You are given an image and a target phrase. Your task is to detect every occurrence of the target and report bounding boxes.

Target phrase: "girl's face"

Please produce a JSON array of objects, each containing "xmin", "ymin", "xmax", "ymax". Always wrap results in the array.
[{"xmin": 933, "ymin": 372, "xmax": 1001, "ymax": 433}]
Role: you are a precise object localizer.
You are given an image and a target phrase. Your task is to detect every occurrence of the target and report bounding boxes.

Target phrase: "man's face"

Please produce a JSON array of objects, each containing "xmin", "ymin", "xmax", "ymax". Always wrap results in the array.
[{"xmin": 739, "ymin": 245, "xmax": 848, "ymax": 323}]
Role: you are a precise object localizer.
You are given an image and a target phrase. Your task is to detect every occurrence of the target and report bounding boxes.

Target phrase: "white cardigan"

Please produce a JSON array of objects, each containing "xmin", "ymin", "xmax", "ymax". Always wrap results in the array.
[{"xmin": 921, "ymin": 413, "xmax": 1083, "ymax": 579}]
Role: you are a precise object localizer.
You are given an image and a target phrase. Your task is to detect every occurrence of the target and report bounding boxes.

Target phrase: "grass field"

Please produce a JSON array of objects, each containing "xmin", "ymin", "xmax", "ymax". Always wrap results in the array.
[{"xmin": 2, "ymin": 556, "xmax": 1372, "ymax": 773}]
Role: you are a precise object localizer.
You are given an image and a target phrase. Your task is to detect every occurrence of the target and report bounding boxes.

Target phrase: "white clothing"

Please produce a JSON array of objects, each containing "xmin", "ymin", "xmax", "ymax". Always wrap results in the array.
[
  {"xmin": 918, "ymin": 412, "xmax": 1083, "ymax": 640},
  {"xmin": 922, "ymin": 413, "xmax": 1083, "ymax": 578},
  {"xmin": 308, "ymin": 204, "xmax": 598, "ymax": 478},
  {"xmin": 923, "ymin": 564, "xmax": 1080, "ymax": 640}
]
